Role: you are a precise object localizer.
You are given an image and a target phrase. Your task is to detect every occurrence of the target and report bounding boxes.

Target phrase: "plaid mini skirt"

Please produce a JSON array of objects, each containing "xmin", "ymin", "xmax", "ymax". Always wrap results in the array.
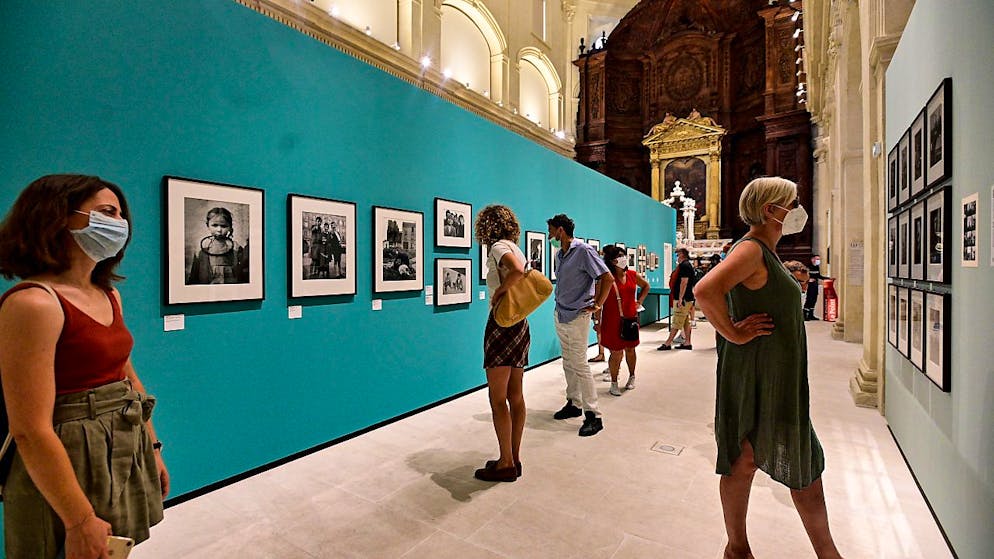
[{"xmin": 484, "ymin": 311, "xmax": 530, "ymax": 368}]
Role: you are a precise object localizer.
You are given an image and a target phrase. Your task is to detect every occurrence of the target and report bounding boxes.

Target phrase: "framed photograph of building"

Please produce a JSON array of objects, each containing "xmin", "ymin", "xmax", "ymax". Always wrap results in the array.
[
  {"xmin": 898, "ymin": 129, "xmax": 911, "ymax": 207},
  {"xmin": 887, "ymin": 284, "xmax": 898, "ymax": 348},
  {"xmin": 479, "ymin": 244, "xmax": 490, "ymax": 281},
  {"xmin": 373, "ymin": 206, "xmax": 424, "ymax": 293},
  {"xmin": 435, "ymin": 198, "xmax": 472, "ymax": 248},
  {"xmin": 909, "ymin": 289, "xmax": 924, "ymax": 371},
  {"xmin": 887, "ymin": 215, "xmax": 898, "ymax": 278},
  {"xmin": 911, "ymin": 201, "xmax": 925, "ymax": 281},
  {"xmin": 898, "ymin": 209, "xmax": 911, "ymax": 278},
  {"xmin": 588, "ymin": 239, "xmax": 601, "ymax": 253},
  {"xmin": 925, "ymin": 187, "xmax": 949, "ymax": 282},
  {"xmin": 288, "ymin": 194, "xmax": 356, "ymax": 298},
  {"xmin": 910, "ymin": 109, "xmax": 927, "ymax": 197},
  {"xmin": 525, "ymin": 231, "xmax": 546, "ymax": 274},
  {"xmin": 887, "ymin": 144, "xmax": 899, "ymax": 212},
  {"xmin": 924, "ymin": 291, "xmax": 950, "ymax": 392},
  {"xmin": 926, "ymin": 78, "xmax": 953, "ymax": 188},
  {"xmin": 961, "ymin": 192, "xmax": 978, "ymax": 267},
  {"xmin": 164, "ymin": 176, "xmax": 264, "ymax": 305},
  {"xmin": 435, "ymin": 258, "xmax": 472, "ymax": 306},
  {"xmin": 897, "ymin": 287, "xmax": 910, "ymax": 358}
]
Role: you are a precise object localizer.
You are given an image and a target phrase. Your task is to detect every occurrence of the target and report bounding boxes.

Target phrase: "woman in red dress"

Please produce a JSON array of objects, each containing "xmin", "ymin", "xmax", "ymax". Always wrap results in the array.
[{"xmin": 595, "ymin": 245, "xmax": 650, "ymax": 396}]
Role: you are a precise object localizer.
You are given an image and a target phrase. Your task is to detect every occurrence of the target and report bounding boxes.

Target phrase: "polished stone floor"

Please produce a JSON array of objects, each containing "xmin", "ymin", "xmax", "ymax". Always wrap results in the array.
[{"xmin": 136, "ymin": 320, "xmax": 951, "ymax": 558}]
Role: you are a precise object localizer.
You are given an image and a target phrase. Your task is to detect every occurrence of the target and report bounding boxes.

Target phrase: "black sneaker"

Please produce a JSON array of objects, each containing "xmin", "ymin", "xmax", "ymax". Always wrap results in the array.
[
  {"xmin": 657, "ymin": 343, "xmax": 672, "ymax": 351},
  {"xmin": 553, "ymin": 400, "xmax": 583, "ymax": 420},
  {"xmin": 578, "ymin": 411, "xmax": 603, "ymax": 437}
]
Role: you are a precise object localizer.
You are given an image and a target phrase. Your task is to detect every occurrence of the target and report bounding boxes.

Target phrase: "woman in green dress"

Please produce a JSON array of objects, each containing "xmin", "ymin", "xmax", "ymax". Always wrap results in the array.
[{"xmin": 694, "ymin": 177, "xmax": 843, "ymax": 559}]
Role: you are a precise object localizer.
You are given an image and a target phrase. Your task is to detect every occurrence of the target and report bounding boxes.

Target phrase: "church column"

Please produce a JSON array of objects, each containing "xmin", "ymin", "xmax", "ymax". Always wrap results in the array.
[
  {"xmin": 650, "ymin": 158, "xmax": 661, "ymax": 200},
  {"xmin": 707, "ymin": 148, "xmax": 721, "ymax": 238}
]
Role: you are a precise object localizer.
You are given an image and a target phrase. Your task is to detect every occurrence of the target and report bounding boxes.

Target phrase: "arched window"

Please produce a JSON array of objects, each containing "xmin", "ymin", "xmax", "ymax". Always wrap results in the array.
[
  {"xmin": 518, "ymin": 47, "xmax": 563, "ymax": 131},
  {"xmin": 311, "ymin": 0, "xmax": 397, "ymax": 46},
  {"xmin": 440, "ymin": 0, "xmax": 507, "ymax": 103}
]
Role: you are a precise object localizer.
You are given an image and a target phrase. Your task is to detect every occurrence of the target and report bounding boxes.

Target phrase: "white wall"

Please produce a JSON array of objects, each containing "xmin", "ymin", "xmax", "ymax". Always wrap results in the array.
[
  {"xmin": 441, "ymin": 6, "xmax": 492, "ymax": 95},
  {"xmin": 519, "ymin": 59, "xmax": 550, "ymax": 126},
  {"xmin": 311, "ymin": 0, "xmax": 397, "ymax": 45}
]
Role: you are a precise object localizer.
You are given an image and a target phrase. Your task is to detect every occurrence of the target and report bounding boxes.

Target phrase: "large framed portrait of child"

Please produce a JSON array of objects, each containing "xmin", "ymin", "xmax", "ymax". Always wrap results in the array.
[
  {"xmin": 164, "ymin": 177, "xmax": 264, "ymax": 304},
  {"xmin": 373, "ymin": 206, "xmax": 424, "ymax": 293},
  {"xmin": 288, "ymin": 194, "xmax": 356, "ymax": 298}
]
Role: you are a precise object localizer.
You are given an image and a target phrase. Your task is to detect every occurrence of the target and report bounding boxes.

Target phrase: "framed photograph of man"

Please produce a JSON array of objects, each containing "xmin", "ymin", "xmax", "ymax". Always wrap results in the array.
[
  {"xmin": 373, "ymin": 206, "xmax": 424, "ymax": 293},
  {"xmin": 887, "ymin": 215, "xmax": 898, "ymax": 278},
  {"xmin": 961, "ymin": 192, "xmax": 978, "ymax": 267},
  {"xmin": 909, "ymin": 289, "xmax": 925, "ymax": 371},
  {"xmin": 910, "ymin": 201, "xmax": 925, "ymax": 281},
  {"xmin": 525, "ymin": 231, "xmax": 546, "ymax": 274},
  {"xmin": 435, "ymin": 258, "xmax": 472, "ymax": 306},
  {"xmin": 926, "ymin": 78, "xmax": 953, "ymax": 188},
  {"xmin": 887, "ymin": 144, "xmax": 899, "ymax": 212},
  {"xmin": 925, "ymin": 187, "xmax": 949, "ymax": 282},
  {"xmin": 924, "ymin": 291, "xmax": 951, "ymax": 392},
  {"xmin": 897, "ymin": 287, "xmax": 910, "ymax": 358},
  {"xmin": 435, "ymin": 198, "xmax": 472, "ymax": 248},
  {"xmin": 898, "ymin": 210, "xmax": 910, "ymax": 279},
  {"xmin": 588, "ymin": 239, "xmax": 601, "ymax": 253},
  {"xmin": 898, "ymin": 129, "xmax": 911, "ymax": 207},
  {"xmin": 910, "ymin": 109, "xmax": 927, "ymax": 198},
  {"xmin": 164, "ymin": 176, "xmax": 264, "ymax": 305},
  {"xmin": 288, "ymin": 194, "xmax": 355, "ymax": 298},
  {"xmin": 887, "ymin": 284, "xmax": 898, "ymax": 348},
  {"xmin": 480, "ymin": 244, "xmax": 490, "ymax": 281}
]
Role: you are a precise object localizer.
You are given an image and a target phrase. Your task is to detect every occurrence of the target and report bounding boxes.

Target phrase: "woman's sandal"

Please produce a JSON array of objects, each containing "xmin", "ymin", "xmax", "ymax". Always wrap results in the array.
[
  {"xmin": 484, "ymin": 459, "xmax": 522, "ymax": 477},
  {"xmin": 474, "ymin": 462, "xmax": 518, "ymax": 482},
  {"xmin": 588, "ymin": 355, "xmax": 605, "ymax": 362}
]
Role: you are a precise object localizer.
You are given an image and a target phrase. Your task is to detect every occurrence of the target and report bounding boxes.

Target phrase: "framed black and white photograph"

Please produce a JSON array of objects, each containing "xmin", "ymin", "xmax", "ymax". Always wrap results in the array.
[
  {"xmin": 525, "ymin": 231, "xmax": 546, "ymax": 274},
  {"xmin": 909, "ymin": 289, "xmax": 924, "ymax": 371},
  {"xmin": 897, "ymin": 287, "xmax": 910, "ymax": 358},
  {"xmin": 911, "ymin": 201, "xmax": 925, "ymax": 281},
  {"xmin": 898, "ymin": 209, "xmax": 910, "ymax": 278},
  {"xmin": 616, "ymin": 243, "xmax": 627, "ymax": 251},
  {"xmin": 887, "ymin": 215, "xmax": 898, "ymax": 278},
  {"xmin": 288, "ymin": 194, "xmax": 355, "ymax": 298},
  {"xmin": 550, "ymin": 240, "xmax": 559, "ymax": 282},
  {"xmin": 887, "ymin": 144, "xmax": 899, "ymax": 212},
  {"xmin": 435, "ymin": 258, "xmax": 472, "ymax": 306},
  {"xmin": 925, "ymin": 187, "xmax": 949, "ymax": 282},
  {"xmin": 887, "ymin": 284, "xmax": 898, "ymax": 348},
  {"xmin": 480, "ymin": 244, "xmax": 490, "ymax": 281},
  {"xmin": 910, "ymin": 109, "xmax": 927, "ymax": 197},
  {"xmin": 373, "ymin": 206, "xmax": 424, "ymax": 293},
  {"xmin": 164, "ymin": 176, "xmax": 264, "ymax": 304},
  {"xmin": 961, "ymin": 192, "xmax": 978, "ymax": 267},
  {"xmin": 898, "ymin": 129, "xmax": 911, "ymax": 206},
  {"xmin": 926, "ymin": 78, "xmax": 953, "ymax": 188},
  {"xmin": 435, "ymin": 198, "xmax": 472, "ymax": 248},
  {"xmin": 626, "ymin": 247, "xmax": 637, "ymax": 269},
  {"xmin": 588, "ymin": 239, "xmax": 601, "ymax": 253},
  {"xmin": 925, "ymin": 291, "xmax": 950, "ymax": 392}
]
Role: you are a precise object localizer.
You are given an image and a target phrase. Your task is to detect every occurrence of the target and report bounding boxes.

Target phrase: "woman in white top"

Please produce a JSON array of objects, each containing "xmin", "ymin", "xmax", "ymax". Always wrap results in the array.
[{"xmin": 475, "ymin": 205, "xmax": 528, "ymax": 482}]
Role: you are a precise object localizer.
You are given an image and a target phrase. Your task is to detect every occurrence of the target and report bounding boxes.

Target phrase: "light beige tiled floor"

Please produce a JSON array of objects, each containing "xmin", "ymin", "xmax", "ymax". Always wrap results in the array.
[{"xmin": 135, "ymin": 321, "xmax": 952, "ymax": 558}]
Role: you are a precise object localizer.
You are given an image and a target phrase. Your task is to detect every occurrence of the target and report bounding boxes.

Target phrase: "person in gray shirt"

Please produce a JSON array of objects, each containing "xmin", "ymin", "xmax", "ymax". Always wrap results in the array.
[{"xmin": 547, "ymin": 214, "xmax": 613, "ymax": 436}]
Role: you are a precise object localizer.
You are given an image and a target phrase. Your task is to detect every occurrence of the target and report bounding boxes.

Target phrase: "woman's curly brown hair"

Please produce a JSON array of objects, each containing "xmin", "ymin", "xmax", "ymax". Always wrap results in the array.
[
  {"xmin": 0, "ymin": 174, "xmax": 131, "ymax": 288},
  {"xmin": 475, "ymin": 204, "xmax": 520, "ymax": 246}
]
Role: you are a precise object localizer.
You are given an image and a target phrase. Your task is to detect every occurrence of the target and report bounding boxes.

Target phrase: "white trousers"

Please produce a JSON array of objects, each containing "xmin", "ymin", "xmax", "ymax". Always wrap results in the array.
[{"xmin": 554, "ymin": 310, "xmax": 601, "ymax": 416}]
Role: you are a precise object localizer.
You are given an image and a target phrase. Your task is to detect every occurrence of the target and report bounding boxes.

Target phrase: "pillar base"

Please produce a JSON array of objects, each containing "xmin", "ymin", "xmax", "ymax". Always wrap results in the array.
[
  {"xmin": 849, "ymin": 360, "xmax": 879, "ymax": 409},
  {"xmin": 831, "ymin": 320, "xmax": 845, "ymax": 340}
]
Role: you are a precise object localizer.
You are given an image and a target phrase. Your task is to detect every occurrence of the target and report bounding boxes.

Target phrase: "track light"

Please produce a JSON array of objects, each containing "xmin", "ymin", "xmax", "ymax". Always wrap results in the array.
[{"xmin": 793, "ymin": 28, "xmax": 802, "ymax": 39}]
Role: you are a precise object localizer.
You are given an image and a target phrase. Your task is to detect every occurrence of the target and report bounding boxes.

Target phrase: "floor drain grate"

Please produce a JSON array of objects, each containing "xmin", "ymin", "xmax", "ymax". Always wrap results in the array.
[{"xmin": 650, "ymin": 441, "xmax": 684, "ymax": 456}]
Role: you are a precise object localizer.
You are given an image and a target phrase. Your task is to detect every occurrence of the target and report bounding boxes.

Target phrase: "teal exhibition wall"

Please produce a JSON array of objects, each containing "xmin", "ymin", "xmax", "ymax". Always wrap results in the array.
[
  {"xmin": 0, "ymin": 0, "xmax": 675, "ymax": 524},
  {"xmin": 884, "ymin": 1, "xmax": 994, "ymax": 557}
]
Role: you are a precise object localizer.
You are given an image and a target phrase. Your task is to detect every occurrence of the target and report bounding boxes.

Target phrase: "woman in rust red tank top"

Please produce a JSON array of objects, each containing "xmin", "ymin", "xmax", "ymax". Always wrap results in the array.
[{"xmin": 0, "ymin": 175, "xmax": 167, "ymax": 559}]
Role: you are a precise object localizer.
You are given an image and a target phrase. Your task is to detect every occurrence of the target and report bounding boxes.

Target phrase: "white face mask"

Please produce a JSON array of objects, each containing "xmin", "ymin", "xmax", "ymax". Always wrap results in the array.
[
  {"xmin": 772, "ymin": 204, "xmax": 808, "ymax": 236},
  {"xmin": 70, "ymin": 210, "xmax": 129, "ymax": 262},
  {"xmin": 612, "ymin": 257, "xmax": 628, "ymax": 269}
]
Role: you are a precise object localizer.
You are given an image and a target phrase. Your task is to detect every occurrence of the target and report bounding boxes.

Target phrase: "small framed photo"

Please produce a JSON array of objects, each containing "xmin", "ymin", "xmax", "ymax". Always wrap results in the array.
[
  {"xmin": 373, "ymin": 206, "xmax": 424, "ymax": 293},
  {"xmin": 961, "ymin": 192, "xmax": 978, "ymax": 267},
  {"xmin": 897, "ymin": 287, "xmax": 910, "ymax": 358},
  {"xmin": 626, "ymin": 247, "xmax": 637, "ymax": 269},
  {"xmin": 898, "ymin": 129, "xmax": 911, "ymax": 207},
  {"xmin": 924, "ymin": 291, "xmax": 951, "ymax": 392},
  {"xmin": 480, "ymin": 244, "xmax": 490, "ymax": 281},
  {"xmin": 926, "ymin": 78, "xmax": 953, "ymax": 188},
  {"xmin": 887, "ymin": 215, "xmax": 898, "ymax": 278},
  {"xmin": 909, "ymin": 289, "xmax": 925, "ymax": 371},
  {"xmin": 887, "ymin": 284, "xmax": 898, "ymax": 348},
  {"xmin": 887, "ymin": 144, "xmax": 899, "ymax": 212},
  {"xmin": 550, "ymin": 241, "xmax": 559, "ymax": 281},
  {"xmin": 164, "ymin": 176, "xmax": 264, "ymax": 305},
  {"xmin": 288, "ymin": 194, "xmax": 356, "ymax": 298},
  {"xmin": 910, "ymin": 109, "xmax": 927, "ymax": 197},
  {"xmin": 435, "ymin": 258, "xmax": 472, "ymax": 306},
  {"xmin": 911, "ymin": 201, "xmax": 925, "ymax": 281},
  {"xmin": 435, "ymin": 198, "xmax": 472, "ymax": 248},
  {"xmin": 898, "ymin": 210, "xmax": 910, "ymax": 279},
  {"xmin": 588, "ymin": 239, "xmax": 601, "ymax": 253},
  {"xmin": 925, "ymin": 187, "xmax": 949, "ymax": 282},
  {"xmin": 525, "ymin": 231, "xmax": 546, "ymax": 274}
]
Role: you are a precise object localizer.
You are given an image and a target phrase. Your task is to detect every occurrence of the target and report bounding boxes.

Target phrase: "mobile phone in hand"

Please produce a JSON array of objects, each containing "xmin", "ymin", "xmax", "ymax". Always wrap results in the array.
[{"xmin": 107, "ymin": 535, "xmax": 134, "ymax": 558}]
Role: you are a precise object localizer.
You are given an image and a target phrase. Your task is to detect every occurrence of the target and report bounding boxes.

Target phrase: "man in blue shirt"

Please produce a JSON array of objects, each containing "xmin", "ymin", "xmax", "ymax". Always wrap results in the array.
[{"xmin": 547, "ymin": 214, "xmax": 613, "ymax": 436}]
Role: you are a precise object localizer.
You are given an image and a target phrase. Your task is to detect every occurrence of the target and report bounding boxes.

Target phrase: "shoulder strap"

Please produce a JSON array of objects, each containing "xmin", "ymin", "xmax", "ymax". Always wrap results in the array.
[{"xmin": 15, "ymin": 281, "xmax": 61, "ymax": 304}]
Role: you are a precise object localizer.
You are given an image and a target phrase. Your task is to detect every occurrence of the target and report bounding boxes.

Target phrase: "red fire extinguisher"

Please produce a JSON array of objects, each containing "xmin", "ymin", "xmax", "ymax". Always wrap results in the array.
[{"xmin": 822, "ymin": 278, "xmax": 838, "ymax": 322}]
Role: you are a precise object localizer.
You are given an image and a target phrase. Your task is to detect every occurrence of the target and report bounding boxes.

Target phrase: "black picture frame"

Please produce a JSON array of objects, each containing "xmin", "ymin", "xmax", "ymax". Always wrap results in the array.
[
  {"xmin": 373, "ymin": 206, "xmax": 424, "ymax": 293},
  {"xmin": 550, "ymin": 239, "xmax": 559, "ymax": 282},
  {"xmin": 626, "ymin": 247, "xmax": 637, "ymax": 269},
  {"xmin": 525, "ymin": 231, "xmax": 547, "ymax": 275},
  {"xmin": 479, "ymin": 244, "xmax": 490, "ymax": 282},
  {"xmin": 898, "ymin": 129, "xmax": 911, "ymax": 207},
  {"xmin": 887, "ymin": 144, "xmax": 899, "ymax": 212},
  {"xmin": 909, "ymin": 289, "xmax": 925, "ymax": 371},
  {"xmin": 588, "ymin": 239, "xmax": 601, "ymax": 253},
  {"xmin": 897, "ymin": 287, "xmax": 910, "ymax": 358},
  {"xmin": 924, "ymin": 291, "xmax": 951, "ymax": 392},
  {"xmin": 287, "ymin": 194, "xmax": 356, "ymax": 298},
  {"xmin": 910, "ymin": 109, "xmax": 927, "ymax": 198},
  {"xmin": 926, "ymin": 78, "xmax": 953, "ymax": 188},
  {"xmin": 961, "ymin": 192, "xmax": 979, "ymax": 267},
  {"xmin": 925, "ymin": 186, "xmax": 950, "ymax": 283},
  {"xmin": 898, "ymin": 209, "xmax": 911, "ymax": 279},
  {"xmin": 434, "ymin": 258, "xmax": 472, "ymax": 306},
  {"xmin": 434, "ymin": 198, "xmax": 472, "ymax": 248},
  {"xmin": 887, "ymin": 215, "xmax": 898, "ymax": 278},
  {"xmin": 910, "ymin": 200, "xmax": 925, "ymax": 281},
  {"xmin": 164, "ymin": 176, "xmax": 265, "ymax": 305},
  {"xmin": 887, "ymin": 284, "xmax": 898, "ymax": 348}
]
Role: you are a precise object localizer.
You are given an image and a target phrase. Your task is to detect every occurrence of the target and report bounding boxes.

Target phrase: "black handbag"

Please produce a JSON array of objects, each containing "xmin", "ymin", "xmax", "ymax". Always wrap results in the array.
[{"xmin": 613, "ymin": 281, "xmax": 640, "ymax": 341}]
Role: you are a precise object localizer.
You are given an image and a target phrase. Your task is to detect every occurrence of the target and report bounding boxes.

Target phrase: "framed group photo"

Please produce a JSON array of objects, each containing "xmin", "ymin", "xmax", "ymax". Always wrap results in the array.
[
  {"xmin": 926, "ymin": 78, "xmax": 953, "ymax": 188},
  {"xmin": 525, "ymin": 231, "xmax": 546, "ymax": 274},
  {"xmin": 164, "ymin": 176, "xmax": 264, "ymax": 304},
  {"xmin": 288, "ymin": 194, "xmax": 356, "ymax": 298},
  {"xmin": 435, "ymin": 258, "xmax": 472, "ymax": 306},
  {"xmin": 435, "ymin": 198, "xmax": 472, "ymax": 248},
  {"xmin": 373, "ymin": 206, "xmax": 424, "ymax": 293}
]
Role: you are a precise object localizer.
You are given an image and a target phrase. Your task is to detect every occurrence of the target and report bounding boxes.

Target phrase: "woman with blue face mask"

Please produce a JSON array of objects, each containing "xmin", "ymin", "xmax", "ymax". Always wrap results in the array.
[{"xmin": 0, "ymin": 175, "xmax": 166, "ymax": 558}]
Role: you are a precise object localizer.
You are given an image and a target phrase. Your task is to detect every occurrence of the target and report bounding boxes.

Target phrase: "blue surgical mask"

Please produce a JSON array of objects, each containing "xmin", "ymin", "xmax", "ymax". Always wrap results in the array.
[{"xmin": 70, "ymin": 210, "xmax": 129, "ymax": 262}]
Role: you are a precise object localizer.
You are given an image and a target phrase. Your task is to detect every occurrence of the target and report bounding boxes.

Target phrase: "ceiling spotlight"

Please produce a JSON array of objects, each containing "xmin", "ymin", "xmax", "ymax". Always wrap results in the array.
[
  {"xmin": 442, "ymin": 68, "xmax": 452, "ymax": 79},
  {"xmin": 420, "ymin": 55, "xmax": 431, "ymax": 68},
  {"xmin": 365, "ymin": 26, "xmax": 372, "ymax": 36},
  {"xmin": 555, "ymin": 130, "xmax": 566, "ymax": 139},
  {"xmin": 330, "ymin": 6, "xmax": 340, "ymax": 17}
]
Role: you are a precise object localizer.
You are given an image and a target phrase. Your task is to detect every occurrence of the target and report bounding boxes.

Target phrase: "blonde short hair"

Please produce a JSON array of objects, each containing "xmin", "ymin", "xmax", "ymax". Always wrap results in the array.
[{"xmin": 738, "ymin": 177, "xmax": 797, "ymax": 226}]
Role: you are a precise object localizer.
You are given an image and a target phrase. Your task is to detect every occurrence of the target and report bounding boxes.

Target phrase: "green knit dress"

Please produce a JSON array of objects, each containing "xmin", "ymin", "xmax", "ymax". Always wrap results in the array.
[{"xmin": 714, "ymin": 237, "xmax": 825, "ymax": 490}]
